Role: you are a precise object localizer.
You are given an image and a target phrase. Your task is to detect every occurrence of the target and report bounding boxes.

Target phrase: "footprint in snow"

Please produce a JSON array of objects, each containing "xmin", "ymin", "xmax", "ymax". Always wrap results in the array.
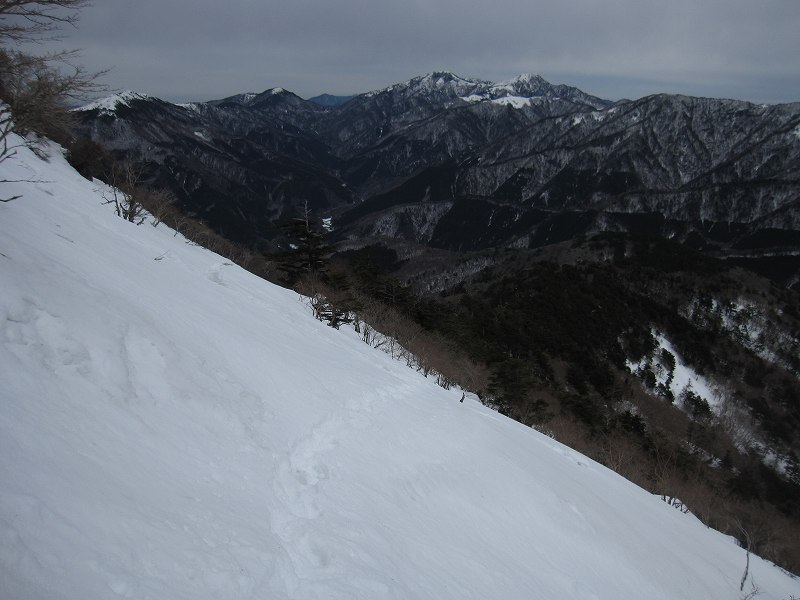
[{"xmin": 206, "ymin": 262, "xmax": 234, "ymax": 286}]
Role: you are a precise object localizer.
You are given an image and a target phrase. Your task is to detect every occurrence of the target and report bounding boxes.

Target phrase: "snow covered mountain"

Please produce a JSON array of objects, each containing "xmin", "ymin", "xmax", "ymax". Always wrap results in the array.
[{"xmin": 2, "ymin": 135, "xmax": 799, "ymax": 597}]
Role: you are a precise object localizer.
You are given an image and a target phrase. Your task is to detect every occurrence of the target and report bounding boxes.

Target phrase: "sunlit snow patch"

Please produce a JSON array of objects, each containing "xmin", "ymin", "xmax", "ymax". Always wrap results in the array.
[{"xmin": 626, "ymin": 331, "xmax": 719, "ymax": 410}]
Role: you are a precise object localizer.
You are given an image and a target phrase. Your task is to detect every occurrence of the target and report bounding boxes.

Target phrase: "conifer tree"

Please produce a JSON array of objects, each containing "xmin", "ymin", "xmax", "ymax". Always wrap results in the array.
[{"xmin": 275, "ymin": 201, "xmax": 331, "ymax": 287}]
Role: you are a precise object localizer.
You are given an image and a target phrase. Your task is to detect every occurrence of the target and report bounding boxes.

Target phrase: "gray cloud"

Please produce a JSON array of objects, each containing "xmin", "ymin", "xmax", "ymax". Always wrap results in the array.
[{"xmin": 52, "ymin": 0, "xmax": 800, "ymax": 103}]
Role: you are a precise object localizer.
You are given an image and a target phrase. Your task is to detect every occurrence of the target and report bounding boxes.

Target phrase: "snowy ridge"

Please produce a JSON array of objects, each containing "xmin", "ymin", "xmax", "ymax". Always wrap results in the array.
[
  {"xmin": 491, "ymin": 96, "xmax": 534, "ymax": 109},
  {"xmin": 461, "ymin": 94, "xmax": 536, "ymax": 109},
  {"xmin": 456, "ymin": 72, "xmax": 610, "ymax": 109},
  {"xmin": 1, "ymin": 135, "xmax": 798, "ymax": 599},
  {"xmin": 491, "ymin": 73, "xmax": 550, "ymax": 97},
  {"xmin": 74, "ymin": 90, "xmax": 152, "ymax": 115}
]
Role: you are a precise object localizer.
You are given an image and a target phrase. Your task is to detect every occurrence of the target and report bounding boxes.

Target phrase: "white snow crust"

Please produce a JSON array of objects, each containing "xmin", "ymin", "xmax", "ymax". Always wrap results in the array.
[
  {"xmin": 657, "ymin": 333, "xmax": 718, "ymax": 407},
  {"xmin": 461, "ymin": 94, "xmax": 484, "ymax": 103},
  {"xmin": 460, "ymin": 94, "xmax": 534, "ymax": 109},
  {"xmin": 491, "ymin": 96, "xmax": 532, "ymax": 109},
  {"xmin": 627, "ymin": 331, "xmax": 719, "ymax": 409},
  {"xmin": 1, "ymin": 135, "xmax": 799, "ymax": 599}
]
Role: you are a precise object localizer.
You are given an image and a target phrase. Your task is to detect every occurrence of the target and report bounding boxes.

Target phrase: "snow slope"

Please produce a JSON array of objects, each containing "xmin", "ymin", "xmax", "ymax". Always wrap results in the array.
[{"xmin": 1, "ymin": 135, "xmax": 798, "ymax": 599}]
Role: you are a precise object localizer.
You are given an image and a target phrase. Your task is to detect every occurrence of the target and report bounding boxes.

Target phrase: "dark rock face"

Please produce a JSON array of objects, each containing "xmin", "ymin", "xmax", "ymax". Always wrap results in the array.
[{"xmin": 75, "ymin": 73, "xmax": 800, "ymax": 284}]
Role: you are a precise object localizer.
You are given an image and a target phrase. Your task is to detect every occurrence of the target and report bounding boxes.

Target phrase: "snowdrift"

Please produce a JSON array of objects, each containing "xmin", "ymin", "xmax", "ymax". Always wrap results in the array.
[{"xmin": 1, "ymin": 134, "xmax": 798, "ymax": 599}]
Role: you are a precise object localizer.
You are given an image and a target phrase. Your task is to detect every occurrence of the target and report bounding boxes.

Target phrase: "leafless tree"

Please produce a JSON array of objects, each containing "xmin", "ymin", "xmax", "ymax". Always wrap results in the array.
[
  {"xmin": 0, "ymin": 0, "xmax": 90, "ymax": 43},
  {"xmin": 102, "ymin": 161, "xmax": 147, "ymax": 224},
  {"xmin": 1, "ymin": 48, "xmax": 101, "ymax": 138},
  {"xmin": 140, "ymin": 187, "xmax": 176, "ymax": 227},
  {"xmin": 0, "ymin": 1, "xmax": 104, "ymax": 161},
  {"xmin": 1, "ymin": 101, "xmax": 42, "ymax": 201}
]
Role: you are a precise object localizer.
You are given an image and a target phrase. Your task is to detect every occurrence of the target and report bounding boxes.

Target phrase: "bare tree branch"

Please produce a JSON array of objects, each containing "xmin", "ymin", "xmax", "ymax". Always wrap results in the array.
[
  {"xmin": 0, "ymin": 0, "xmax": 90, "ymax": 43},
  {"xmin": 0, "ymin": 2, "xmax": 104, "ymax": 202},
  {"xmin": 0, "ymin": 0, "xmax": 105, "ymax": 182},
  {"xmin": 0, "ymin": 106, "xmax": 23, "ymax": 200}
]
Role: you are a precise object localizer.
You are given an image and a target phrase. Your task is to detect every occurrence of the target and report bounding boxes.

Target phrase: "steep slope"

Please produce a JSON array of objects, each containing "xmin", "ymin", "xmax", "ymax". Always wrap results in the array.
[{"xmin": 2, "ymin": 139, "xmax": 799, "ymax": 598}]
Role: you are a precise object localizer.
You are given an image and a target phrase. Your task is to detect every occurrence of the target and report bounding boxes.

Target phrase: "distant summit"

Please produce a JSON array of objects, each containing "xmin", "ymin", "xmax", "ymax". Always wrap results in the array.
[
  {"xmin": 206, "ymin": 87, "xmax": 306, "ymax": 109},
  {"xmin": 308, "ymin": 93, "xmax": 354, "ymax": 107},
  {"xmin": 367, "ymin": 71, "xmax": 488, "ymax": 103}
]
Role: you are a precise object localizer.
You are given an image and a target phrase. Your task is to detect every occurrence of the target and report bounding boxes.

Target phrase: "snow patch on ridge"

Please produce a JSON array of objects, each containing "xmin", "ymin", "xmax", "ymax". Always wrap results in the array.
[
  {"xmin": 491, "ymin": 96, "xmax": 532, "ymax": 109},
  {"xmin": 74, "ymin": 91, "xmax": 151, "ymax": 115},
  {"xmin": 459, "ymin": 94, "xmax": 536, "ymax": 109}
]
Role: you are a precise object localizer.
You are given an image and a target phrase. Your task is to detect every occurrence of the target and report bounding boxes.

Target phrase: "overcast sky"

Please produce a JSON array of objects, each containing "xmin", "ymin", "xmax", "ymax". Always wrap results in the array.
[{"xmin": 47, "ymin": 0, "xmax": 800, "ymax": 104}]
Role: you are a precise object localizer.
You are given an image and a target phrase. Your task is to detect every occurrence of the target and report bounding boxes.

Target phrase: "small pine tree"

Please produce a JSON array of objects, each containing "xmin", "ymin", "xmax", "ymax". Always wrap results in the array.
[{"xmin": 274, "ymin": 202, "xmax": 331, "ymax": 287}]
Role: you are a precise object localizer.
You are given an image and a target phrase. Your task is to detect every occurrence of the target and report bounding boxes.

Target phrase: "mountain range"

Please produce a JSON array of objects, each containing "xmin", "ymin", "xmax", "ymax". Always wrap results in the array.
[{"xmin": 74, "ymin": 72, "xmax": 800, "ymax": 288}]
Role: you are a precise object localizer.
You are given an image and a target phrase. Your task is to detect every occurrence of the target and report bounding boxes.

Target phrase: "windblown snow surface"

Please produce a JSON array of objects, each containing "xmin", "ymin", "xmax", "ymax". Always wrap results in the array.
[{"xmin": 1, "ymin": 135, "xmax": 798, "ymax": 600}]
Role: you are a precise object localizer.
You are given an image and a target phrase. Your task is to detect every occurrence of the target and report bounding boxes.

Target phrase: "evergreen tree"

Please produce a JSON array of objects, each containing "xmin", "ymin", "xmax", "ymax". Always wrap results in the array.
[{"xmin": 274, "ymin": 202, "xmax": 330, "ymax": 287}]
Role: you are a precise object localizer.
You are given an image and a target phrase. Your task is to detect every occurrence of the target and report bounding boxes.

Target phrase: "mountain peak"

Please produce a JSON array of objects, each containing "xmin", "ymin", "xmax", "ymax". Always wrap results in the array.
[
  {"xmin": 502, "ymin": 73, "xmax": 548, "ymax": 85},
  {"xmin": 208, "ymin": 87, "xmax": 308, "ymax": 109},
  {"xmin": 419, "ymin": 70, "xmax": 476, "ymax": 83},
  {"xmin": 372, "ymin": 71, "xmax": 489, "ymax": 99}
]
